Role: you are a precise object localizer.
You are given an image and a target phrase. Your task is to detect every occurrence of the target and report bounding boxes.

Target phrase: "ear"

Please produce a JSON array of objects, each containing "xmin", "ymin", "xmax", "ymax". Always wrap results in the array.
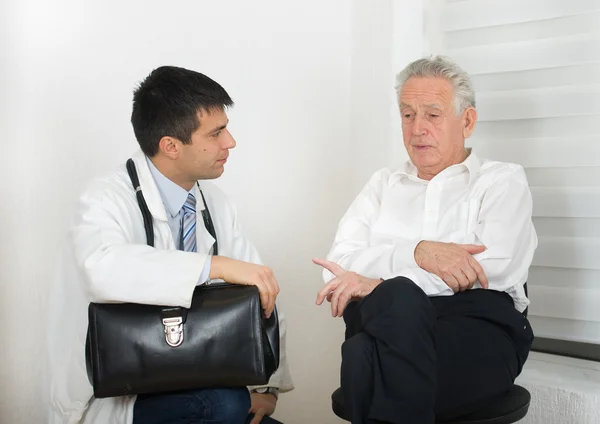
[
  {"xmin": 462, "ymin": 107, "xmax": 478, "ymax": 139},
  {"xmin": 157, "ymin": 136, "xmax": 180, "ymax": 159}
]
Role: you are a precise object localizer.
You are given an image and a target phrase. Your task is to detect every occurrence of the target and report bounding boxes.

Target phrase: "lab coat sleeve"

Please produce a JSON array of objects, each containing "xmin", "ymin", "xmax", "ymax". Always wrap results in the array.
[
  {"xmin": 71, "ymin": 178, "xmax": 204, "ymax": 308},
  {"xmin": 323, "ymin": 169, "xmax": 420, "ymax": 283}
]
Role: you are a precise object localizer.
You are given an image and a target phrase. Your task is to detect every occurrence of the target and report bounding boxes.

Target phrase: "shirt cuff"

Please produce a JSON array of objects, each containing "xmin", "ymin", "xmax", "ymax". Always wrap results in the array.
[
  {"xmin": 196, "ymin": 255, "xmax": 212, "ymax": 286},
  {"xmin": 251, "ymin": 387, "xmax": 279, "ymax": 399}
]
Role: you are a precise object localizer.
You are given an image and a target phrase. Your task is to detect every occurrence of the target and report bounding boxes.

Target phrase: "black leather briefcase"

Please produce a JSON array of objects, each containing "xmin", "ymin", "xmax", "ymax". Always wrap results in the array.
[
  {"xmin": 84, "ymin": 159, "xmax": 279, "ymax": 398},
  {"xmin": 86, "ymin": 283, "xmax": 279, "ymax": 398}
]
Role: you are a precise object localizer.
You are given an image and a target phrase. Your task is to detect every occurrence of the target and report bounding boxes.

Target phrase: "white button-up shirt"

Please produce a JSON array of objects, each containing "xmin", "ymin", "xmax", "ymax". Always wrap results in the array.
[{"xmin": 324, "ymin": 151, "xmax": 537, "ymax": 312}]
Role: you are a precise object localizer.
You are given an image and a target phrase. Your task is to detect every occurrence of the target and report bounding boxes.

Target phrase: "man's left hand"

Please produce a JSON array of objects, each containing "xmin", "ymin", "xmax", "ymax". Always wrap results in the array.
[
  {"xmin": 314, "ymin": 258, "xmax": 383, "ymax": 317},
  {"xmin": 248, "ymin": 392, "xmax": 277, "ymax": 424}
]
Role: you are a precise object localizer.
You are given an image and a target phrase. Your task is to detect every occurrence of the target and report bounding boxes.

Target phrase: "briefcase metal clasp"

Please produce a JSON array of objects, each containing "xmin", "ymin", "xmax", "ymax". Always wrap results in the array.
[{"xmin": 162, "ymin": 317, "xmax": 184, "ymax": 347}]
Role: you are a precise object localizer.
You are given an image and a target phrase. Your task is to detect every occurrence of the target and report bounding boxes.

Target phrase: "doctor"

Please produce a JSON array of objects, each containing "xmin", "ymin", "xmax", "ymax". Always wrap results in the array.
[{"xmin": 46, "ymin": 66, "xmax": 294, "ymax": 424}]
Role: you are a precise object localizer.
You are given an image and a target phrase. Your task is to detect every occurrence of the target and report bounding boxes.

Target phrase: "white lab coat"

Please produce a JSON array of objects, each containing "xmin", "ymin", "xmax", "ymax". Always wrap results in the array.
[{"xmin": 45, "ymin": 150, "xmax": 294, "ymax": 424}]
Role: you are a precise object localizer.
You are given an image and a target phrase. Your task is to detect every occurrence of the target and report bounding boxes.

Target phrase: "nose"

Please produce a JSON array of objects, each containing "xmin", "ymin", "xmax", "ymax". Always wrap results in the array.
[
  {"xmin": 222, "ymin": 129, "xmax": 236, "ymax": 149},
  {"xmin": 412, "ymin": 114, "xmax": 428, "ymax": 136}
]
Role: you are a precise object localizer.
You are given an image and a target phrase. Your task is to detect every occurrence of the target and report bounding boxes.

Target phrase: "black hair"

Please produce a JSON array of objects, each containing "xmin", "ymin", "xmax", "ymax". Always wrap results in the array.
[{"xmin": 131, "ymin": 66, "xmax": 233, "ymax": 156}]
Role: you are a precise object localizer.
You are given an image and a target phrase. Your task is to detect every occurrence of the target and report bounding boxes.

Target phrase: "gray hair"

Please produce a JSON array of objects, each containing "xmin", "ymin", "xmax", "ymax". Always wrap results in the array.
[{"xmin": 395, "ymin": 55, "xmax": 476, "ymax": 115}]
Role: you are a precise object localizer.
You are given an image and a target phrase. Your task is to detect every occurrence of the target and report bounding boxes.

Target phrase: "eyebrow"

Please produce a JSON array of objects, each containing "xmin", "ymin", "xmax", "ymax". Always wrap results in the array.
[
  {"xmin": 207, "ymin": 119, "xmax": 229, "ymax": 135},
  {"xmin": 399, "ymin": 103, "xmax": 444, "ymax": 110}
]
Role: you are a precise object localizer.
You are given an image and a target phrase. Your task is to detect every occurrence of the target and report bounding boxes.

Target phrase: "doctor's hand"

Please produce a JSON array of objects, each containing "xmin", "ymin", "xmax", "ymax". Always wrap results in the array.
[
  {"xmin": 210, "ymin": 256, "xmax": 279, "ymax": 319},
  {"xmin": 248, "ymin": 392, "xmax": 277, "ymax": 424},
  {"xmin": 414, "ymin": 241, "xmax": 489, "ymax": 292},
  {"xmin": 313, "ymin": 258, "xmax": 383, "ymax": 317}
]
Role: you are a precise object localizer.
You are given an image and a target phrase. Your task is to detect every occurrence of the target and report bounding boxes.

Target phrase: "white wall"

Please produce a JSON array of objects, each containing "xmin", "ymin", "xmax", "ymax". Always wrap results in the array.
[
  {"xmin": 0, "ymin": 0, "xmax": 422, "ymax": 423},
  {"xmin": 348, "ymin": 0, "xmax": 422, "ymax": 187}
]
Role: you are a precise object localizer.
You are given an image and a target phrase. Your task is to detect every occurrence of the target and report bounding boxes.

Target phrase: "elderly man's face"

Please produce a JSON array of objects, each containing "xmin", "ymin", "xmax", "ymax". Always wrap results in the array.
[{"xmin": 399, "ymin": 77, "xmax": 476, "ymax": 180}]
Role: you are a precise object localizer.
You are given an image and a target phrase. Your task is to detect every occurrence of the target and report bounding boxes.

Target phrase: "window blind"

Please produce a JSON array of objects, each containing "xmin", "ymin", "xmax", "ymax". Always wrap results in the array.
[{"xmin": 424, "ymin": 0, "xmax": 600, "ymax": 357}]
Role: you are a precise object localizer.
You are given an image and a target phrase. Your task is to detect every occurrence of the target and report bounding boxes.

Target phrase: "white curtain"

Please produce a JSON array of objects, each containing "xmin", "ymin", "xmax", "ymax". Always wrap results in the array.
[{"xmin": 424, "ymin": 0, "xmax": 600, "ymax": 345}]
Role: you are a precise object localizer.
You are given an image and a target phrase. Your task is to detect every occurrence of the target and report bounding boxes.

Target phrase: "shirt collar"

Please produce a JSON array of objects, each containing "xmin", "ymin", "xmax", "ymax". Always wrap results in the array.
[
  {"xmin": 392, "ymin": 148, "xmax": 481, "ymax": 185},
  {"xmin": 146, "ymin": 156, "xmax": 193, "ymax": 218}
]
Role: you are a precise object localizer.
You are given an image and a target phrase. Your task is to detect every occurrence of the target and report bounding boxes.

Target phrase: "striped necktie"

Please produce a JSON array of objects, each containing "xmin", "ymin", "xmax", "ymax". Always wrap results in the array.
[{"xmin": 180, "ymin": 193, "xmax": 197, "ymax": 252}]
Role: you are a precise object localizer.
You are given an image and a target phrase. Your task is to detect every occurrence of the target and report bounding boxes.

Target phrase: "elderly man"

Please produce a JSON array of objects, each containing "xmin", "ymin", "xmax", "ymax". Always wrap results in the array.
[{"xmin": 314, "ymin": 56, "xmax": 536, "ymax": 423}]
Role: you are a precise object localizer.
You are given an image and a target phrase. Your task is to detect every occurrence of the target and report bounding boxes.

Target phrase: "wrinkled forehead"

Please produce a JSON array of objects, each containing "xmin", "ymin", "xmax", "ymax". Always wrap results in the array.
[{"xmin": 399, "ymin": 77, "xmax": 455, "ymax": 110}]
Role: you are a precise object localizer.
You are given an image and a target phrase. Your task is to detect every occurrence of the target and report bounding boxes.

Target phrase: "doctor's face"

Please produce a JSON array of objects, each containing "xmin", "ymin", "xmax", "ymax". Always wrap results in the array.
[{"xmin": 179, "ymin": 108, "xmax": 236, "ymax": 180}]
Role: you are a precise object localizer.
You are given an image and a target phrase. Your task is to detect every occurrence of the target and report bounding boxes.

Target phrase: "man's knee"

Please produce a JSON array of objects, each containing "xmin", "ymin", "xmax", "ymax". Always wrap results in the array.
[{"xmin": 368, "ymin": 277, "xmax": 430, "ymax": 315}]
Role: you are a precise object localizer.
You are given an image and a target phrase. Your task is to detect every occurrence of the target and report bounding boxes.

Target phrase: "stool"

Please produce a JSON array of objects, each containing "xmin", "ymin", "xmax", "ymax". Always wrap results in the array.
[{"xmin": 331, "ymin": 384, "xmax": 530, "ymax": 423}]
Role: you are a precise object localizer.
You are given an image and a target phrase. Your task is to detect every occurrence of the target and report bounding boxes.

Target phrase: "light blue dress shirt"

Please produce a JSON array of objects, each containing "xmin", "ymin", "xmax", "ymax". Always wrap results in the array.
[{"xmin": 146, "ymin": 157, "xmax": 211, "ymax": 284}]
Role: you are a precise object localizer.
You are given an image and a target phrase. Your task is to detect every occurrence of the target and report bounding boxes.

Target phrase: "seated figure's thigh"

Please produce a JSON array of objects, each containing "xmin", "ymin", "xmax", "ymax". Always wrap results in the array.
[
  {"xmin": 432, "ymin": 307, "xmax": 522, "ymax": 420},
  {"xmin": 133, "ymin": 387, "xmax": 250, "ymax": 424}
]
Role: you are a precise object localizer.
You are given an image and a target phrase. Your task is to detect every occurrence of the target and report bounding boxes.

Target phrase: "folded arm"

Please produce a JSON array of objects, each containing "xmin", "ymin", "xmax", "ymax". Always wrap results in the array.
[
  {"xmin": 395, "ymin": 167, "xmax": 537, "ymax": 295},
  {"xmin": 324, "ymin": 167, "xmax": 537, "ymax": 298},
  {"xmin": 71, "ymin": 183, "xmax": 205, "ymax": 307}
]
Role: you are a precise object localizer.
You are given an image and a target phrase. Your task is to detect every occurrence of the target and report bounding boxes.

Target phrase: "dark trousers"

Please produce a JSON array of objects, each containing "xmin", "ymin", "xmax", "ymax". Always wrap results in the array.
[
  {"xmin": 341, "ymin": 277, "xmax": 534, "ymax": 424},
  {"xmin": 133, "ymin": 387, "xmax": 283, "ymax": 424}
]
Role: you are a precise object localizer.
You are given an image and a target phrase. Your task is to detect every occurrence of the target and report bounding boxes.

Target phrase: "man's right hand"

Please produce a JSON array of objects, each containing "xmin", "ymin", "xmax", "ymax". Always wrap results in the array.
[
  {"xmin": 210, "ymin": 256, "xmax": 280, "ymax": 319},
  {"xmin": 414, "ymin": 241, "xmax": 489, "ymax": 292}
]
